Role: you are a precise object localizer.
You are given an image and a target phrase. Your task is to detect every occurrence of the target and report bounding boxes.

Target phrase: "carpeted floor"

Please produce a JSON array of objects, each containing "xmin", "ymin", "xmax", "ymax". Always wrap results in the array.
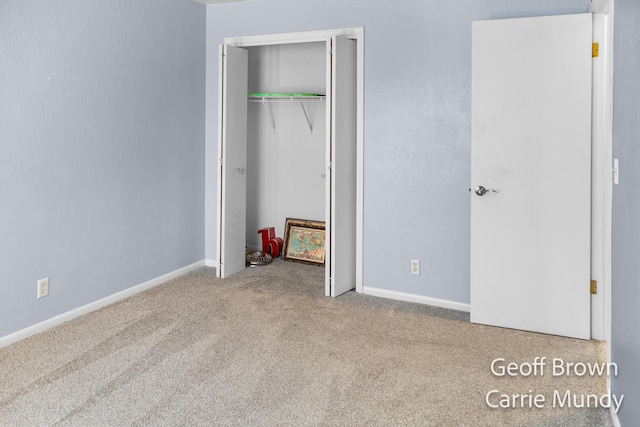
[{"xmin": 0, "ymin": 260, "xmax": 614, "ymax": 426}]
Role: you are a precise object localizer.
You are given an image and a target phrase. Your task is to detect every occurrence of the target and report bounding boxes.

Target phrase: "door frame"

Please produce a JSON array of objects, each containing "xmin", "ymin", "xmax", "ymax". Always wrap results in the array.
[
  {"xmin": 219, "ymin": 27, "xmax": 365, "ymax": 293},
  {"xmin": 589, "ymin": 0, "xmax": 614, "ymax": 354}
]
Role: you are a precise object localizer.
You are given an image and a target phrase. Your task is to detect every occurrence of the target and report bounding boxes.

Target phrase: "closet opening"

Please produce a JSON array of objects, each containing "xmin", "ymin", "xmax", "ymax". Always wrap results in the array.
[
  {"xmin": 217, "ymin": 28, "xmax": 364, "ymax": 298},
  {"xmin": 245, "ymin": 42, "xmax": 327, "ymax": 261}
]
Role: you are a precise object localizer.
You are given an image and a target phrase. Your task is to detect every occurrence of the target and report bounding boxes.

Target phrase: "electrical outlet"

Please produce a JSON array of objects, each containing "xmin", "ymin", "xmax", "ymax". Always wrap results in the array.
[
  {"xmin": 37, "ymin": 278, "xmax": 49, "ymax": 299},
  {"xmin": 410, "ymin": 259, "xmax": 420, "ymax": 275}
]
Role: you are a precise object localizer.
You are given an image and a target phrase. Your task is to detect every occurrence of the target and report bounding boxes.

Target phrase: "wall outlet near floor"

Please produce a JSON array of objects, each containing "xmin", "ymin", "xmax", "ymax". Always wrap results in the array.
[
  {"xmin": 37, "ymin": 278, "xmax": 49, "ymax": 299},
  {"xmin": 410, "ymin": 259, "xmax": 420, "ymax": 275}
]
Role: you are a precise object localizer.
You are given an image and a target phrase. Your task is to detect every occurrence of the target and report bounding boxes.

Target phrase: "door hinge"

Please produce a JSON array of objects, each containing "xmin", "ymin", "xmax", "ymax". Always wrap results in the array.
[
  {"xmin": 592, "ymin": 43, "xmax": 599, "ymax": 58},
  {"xmin": 590, "ymin": 279, "xmax": 597, "ymax": 295}
]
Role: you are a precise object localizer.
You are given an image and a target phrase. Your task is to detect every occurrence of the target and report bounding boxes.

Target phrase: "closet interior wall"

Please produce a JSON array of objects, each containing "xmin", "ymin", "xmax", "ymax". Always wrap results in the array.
[{"xmin": 245, "ymin": 42, "xmax": 327, "ymax": 250}]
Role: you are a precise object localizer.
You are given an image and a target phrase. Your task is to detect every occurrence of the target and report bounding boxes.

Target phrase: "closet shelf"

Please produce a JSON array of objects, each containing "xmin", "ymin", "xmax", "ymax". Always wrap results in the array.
[
  {"xmin": 248, "ymin": 93, "xmax": 326, "ymax": 103},
  {"xmin": 248, "ymin": 93, "xmax": 325, "ymax": 133}
]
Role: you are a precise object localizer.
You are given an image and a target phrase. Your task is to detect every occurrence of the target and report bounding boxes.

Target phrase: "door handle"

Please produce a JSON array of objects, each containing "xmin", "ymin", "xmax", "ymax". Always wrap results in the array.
[{"xmin": 475, "ymin": 186, "xmax": 498, "ymax": 196}]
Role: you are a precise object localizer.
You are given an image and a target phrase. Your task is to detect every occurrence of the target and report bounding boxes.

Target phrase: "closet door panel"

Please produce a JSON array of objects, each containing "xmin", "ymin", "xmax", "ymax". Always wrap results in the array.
[
  {"xmin": 329, "ymin": 36, "xmax": 357, "ymax": 297},
  {"xmin": 218, "ymin": 45, "xmax": 248, "ymax": 278}
]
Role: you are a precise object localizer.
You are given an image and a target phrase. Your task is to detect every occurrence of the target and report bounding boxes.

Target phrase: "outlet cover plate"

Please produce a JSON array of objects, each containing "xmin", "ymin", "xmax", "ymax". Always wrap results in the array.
[
  {"xmin": 37, "ymin": 278, "xmax": 49, "ymax": 299},
  {"xmin": 410, "ymin": 259, "xmax": 420, "ymax": 275}
]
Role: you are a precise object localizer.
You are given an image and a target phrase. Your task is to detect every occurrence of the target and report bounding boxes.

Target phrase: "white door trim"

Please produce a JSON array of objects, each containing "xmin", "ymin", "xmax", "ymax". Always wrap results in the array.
[
  {"xmin": 221, "ymin": 27, "xmax": 364, "ymax": 292},
  {"xmin": 224, "ymin": 27, "xmax": 363, "ymax": 47},
  {"xmin": 589, "ymin": 1, "xmax": 614, "ymax": 345},
  {"xmin": 590, "ymin": 5, "xmax": 614, "ymax": 408}
]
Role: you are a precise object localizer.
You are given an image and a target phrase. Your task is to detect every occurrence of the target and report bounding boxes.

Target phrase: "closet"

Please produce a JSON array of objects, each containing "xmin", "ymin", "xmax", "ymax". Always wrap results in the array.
[
  {"xmin": 245, "ymin": 43, "xmax": 326, "ymax": 253},
  {"xmin": 217, "ymin": 28, "xmax": 363, "ymax": 297}
]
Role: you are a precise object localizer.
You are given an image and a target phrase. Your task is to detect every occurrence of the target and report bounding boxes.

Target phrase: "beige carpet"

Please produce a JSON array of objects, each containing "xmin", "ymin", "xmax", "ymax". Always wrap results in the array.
[{"xmin": 0, "ymin": 260, "xmax": 613, "ymax": 426}]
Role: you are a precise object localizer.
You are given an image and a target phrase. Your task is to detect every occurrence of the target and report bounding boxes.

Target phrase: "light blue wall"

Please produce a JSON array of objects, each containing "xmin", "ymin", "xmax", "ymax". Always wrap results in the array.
[
  {"xmin": 612, "ymin": 0, "xmax": 640, "ymax": 423},
  {"xmin": 0, "ymin": 0, "xmax": 206, "ymax": 337},
  {"xmin": 205, "ymin": 0, "xmax": 588, "ymax": 304}
]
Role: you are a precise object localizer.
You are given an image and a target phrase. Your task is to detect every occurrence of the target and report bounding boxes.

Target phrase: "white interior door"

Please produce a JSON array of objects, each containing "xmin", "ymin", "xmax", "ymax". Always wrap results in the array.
[
  {"xmin": 327, "ymin": 36, "xmax": 357, "ymax": 297},
  {"xmin": 470, "ymin": 14, "xmax": 593, "ymax": 339},
  {"xmin": 217, "ymin": 45, "xmax": 248, "ymax": 278}
]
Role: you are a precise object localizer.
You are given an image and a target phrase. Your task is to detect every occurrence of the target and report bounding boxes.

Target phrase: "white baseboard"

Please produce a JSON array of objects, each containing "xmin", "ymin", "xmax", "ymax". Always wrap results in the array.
[
  {"xmin": 204, "ymin": 259, "xmax": 219, "ymax": 268},
  {"xmin": 610, "ymin": 407, "xmax": 621, "ymax": 427},
  {"xmin": 362, "ymin": 286, "xmax": 470, "ymax": 313},
  {"xmin": 0, "ymin": 260, "xmax": 206, "ymax": 349}
]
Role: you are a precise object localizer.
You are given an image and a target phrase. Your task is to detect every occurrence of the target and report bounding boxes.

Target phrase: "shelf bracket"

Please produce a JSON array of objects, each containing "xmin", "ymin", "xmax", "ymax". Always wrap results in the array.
[
  {"xmin": 300, "ymin": 103, "xmax": 315, "ymax": 134},
  {"xmin": 259, "ymin": 101, "xmax": 276, "ymax": 133},
  {"xmin": 248, "ymin": 96, "xmax": 325, "ymax": 134}
]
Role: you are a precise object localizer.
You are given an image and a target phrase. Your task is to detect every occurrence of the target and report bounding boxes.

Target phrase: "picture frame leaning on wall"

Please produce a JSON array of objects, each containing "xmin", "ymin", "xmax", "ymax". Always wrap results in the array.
[{"xmin": 281, "ymin": 218, "xmax": 326, "ymax": 266}]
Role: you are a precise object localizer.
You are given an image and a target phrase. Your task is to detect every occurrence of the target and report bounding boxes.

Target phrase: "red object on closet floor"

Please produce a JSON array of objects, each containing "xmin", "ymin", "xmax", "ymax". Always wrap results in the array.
[{"xmin": 258, "ymin": 227, "xmax": 283, "ymax": 258}]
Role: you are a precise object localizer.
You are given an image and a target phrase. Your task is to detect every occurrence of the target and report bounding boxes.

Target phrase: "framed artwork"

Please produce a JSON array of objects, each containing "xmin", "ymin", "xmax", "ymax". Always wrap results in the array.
[{"xmin": 282, "ymin": 218, "xmax": 326, "ymax": 266}]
